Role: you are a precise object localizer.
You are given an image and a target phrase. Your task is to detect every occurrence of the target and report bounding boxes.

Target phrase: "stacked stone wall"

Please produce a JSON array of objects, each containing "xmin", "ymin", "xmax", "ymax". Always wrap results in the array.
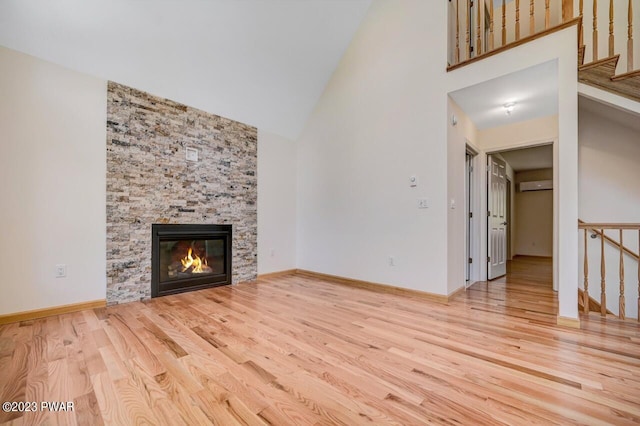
[{"xmin": 106, "ymin": 82, "xmax": 257, "ymax": 304}]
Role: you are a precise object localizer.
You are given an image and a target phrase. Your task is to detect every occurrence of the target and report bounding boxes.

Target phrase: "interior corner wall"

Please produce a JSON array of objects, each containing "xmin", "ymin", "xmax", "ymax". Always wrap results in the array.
[
  {"xmin": 257, "ymin": 130, "xmax": 297, "ymax": 274},
  {"xmin": 296, "ymin": 0, "xmax": 450, "ymax": 295},
  {"xmin": 0, "ymin": 46, "xmax": 107, "ymax": 315}
]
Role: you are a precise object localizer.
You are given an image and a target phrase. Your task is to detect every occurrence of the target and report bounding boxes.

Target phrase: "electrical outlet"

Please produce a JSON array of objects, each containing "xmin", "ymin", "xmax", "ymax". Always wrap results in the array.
[
  {"xmin": 55, "ymin": 264, "xmax": 67, "ymax": 278},
  {"xmin": 388, "ymin": 256, "xmax": 395, "ymax": 266},
  {"xmin": 418, "ymin": 198, "xmax": 429, "ymax": 209}
]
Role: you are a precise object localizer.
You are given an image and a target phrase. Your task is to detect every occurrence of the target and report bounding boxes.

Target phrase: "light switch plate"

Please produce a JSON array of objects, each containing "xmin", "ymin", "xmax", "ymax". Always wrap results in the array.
[{"xmin": 55, "ymin": 264, "xmax": 67, "ymax": 278}]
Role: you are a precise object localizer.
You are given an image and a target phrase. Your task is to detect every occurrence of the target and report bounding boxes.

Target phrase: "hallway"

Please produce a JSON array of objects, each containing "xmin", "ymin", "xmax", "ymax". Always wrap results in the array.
[{"xmin": 461, "ymin": 256, "xmax": 558, "ymax": 324}]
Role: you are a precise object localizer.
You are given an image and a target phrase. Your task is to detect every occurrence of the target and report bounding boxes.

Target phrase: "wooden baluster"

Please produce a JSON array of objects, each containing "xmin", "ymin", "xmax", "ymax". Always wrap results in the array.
[
  {"xmin": 467, "ymin": 0, "xmax": 471, "ymax": 59},
  {"xmin": 477, "ymin": 0, "xmax": 482, "ymax": 55},
  {"xmin": 456, "ymin": 0, "xmax": 460, "ymax": 64},
  {"xmin": 545, "ymin": 0, "xmax": 551, "ymax": 29},
  {"xmin": 600, "ymin": 228, "xmax": 606, "ymax": 316},
  {"xmin": 502, "ymin": 0, "xmax": 507, "ymax": 45},
  {"xmin": 629, "ymin": 0, "xmax": 634, "ymax": 71},
  {"xmin": 490, "ymin": 2, "xmax": 495, "ymax": 50},
  {"xmin": 583, "ymin": 229, "xmax": 590, "ymax": 313},
  {"xmin": 619, "ymin": 230, "xmax": 625, "ymax": 319},
  {"xmin": 516, "ymin": 0, "xmax": 521, "ymax": 40},
  {"xmin": 529, "ymin": 0, "xmax": 536, "ymax": 35},
  {"xmin": 563, "ymin": 0, "xmax": 574, "ymax": 23},
  {"xmin": 593, "ymin": 0, "xmax": 599, "ymax": 61},
  {"xmin": 579, "ymin": 0, "xmax": 584, "ymax": 47},
  {"xmin": 530, "ymin": 0, "xmax": 535, "ymax": 36},
  {"xmin": 609, "ymin": 0, "xmax": 614, "ymax": 57}
]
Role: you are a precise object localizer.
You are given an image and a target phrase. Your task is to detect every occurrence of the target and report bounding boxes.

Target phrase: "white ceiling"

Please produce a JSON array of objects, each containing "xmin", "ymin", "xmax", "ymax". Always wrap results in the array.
[
  {"xmin": 499, "ymin": 144, "xmax": 553, "ymax": 172},
  {"xmin": 449, "ymin": 60, "xmax": 558, "ymax": 130},
  {"xmin": 0, "ymin": 0, "xmax": 372, "ymax": 140}
]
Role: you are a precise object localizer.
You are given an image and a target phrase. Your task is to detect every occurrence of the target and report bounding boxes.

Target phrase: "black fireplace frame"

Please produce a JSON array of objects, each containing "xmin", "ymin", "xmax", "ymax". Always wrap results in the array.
[{"xmin": 151, "ymin": 224, "xmax": 232, "ymax": 298}]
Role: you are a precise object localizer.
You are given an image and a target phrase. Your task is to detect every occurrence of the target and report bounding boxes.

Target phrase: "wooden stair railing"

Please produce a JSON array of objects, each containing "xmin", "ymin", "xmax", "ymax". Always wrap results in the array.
[
  {"xmin": 578, "ymin": 0, "xmax": 640, "ymax": 102},
  {"xmin": 449, "ymin": 0, "xmax": 574, "ymax": 70},
  {"xmin": 448, "ymin": 0, "xmax": 640, "ymax": 103},
  {"xmin": 578, "ymin": 288, "xmax": 613, "ymax": 314},
  {"xmin": 578, "ymin": 221, "xmax": 640, "ymax": 321}
]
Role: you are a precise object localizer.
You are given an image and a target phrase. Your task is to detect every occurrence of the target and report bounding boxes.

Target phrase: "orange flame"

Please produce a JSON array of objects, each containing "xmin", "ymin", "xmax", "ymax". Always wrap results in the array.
[{"xmin": 180, "ymin": 248, "xmax": 208, "ymax": 273}]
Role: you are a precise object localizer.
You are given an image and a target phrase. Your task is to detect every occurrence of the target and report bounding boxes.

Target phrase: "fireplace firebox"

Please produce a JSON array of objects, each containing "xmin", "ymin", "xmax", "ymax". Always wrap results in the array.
[{"xmin": 151, "ymin": 224, "xmax": 232, "ymax": 298}]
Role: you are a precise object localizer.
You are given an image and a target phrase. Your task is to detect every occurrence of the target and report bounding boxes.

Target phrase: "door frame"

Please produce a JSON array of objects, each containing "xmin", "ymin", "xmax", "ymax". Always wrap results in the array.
[
  {"xmin": 465, "ymin": 145, "xmax": 479, "ymax": 287},
  {"xmin": 465, "ymin": 143, "xmax": 481, "ymax": 285},
  {"xmin": 477, "ymin": 140, "xmax": 556, "ymax": 289},
  {"xmin": 506, "ymin": 177, "xmax": 512, "ymax": 261}
]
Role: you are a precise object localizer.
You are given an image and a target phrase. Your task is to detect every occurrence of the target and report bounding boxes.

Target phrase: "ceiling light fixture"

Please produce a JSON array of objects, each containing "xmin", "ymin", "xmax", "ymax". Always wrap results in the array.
[{"xmin": 504, "ymin": 102, "xmax": 516, "ymax": 116}]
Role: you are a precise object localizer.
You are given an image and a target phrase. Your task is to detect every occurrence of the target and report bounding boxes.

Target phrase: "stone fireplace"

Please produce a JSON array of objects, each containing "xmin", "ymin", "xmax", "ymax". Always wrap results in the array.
[
  {"xmin": 106, "ymin": 82, "xmax": 257, "ymax": 305},
  {"xmin": 151, "ymin": 224, "xmax": 232, "ymax": 297}
]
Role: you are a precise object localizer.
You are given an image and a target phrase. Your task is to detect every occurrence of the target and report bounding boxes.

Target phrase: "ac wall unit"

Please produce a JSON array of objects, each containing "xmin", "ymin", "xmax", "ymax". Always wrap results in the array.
[{"xmin": 519, "ymin": 180, "xmax": 553, "ymax": 192}]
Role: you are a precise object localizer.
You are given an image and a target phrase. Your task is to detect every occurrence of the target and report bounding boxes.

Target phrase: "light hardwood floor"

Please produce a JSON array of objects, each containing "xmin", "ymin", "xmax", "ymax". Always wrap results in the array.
[{"xmin": 1, "ymin": 257, "xmax": 639, "ymax": 425}]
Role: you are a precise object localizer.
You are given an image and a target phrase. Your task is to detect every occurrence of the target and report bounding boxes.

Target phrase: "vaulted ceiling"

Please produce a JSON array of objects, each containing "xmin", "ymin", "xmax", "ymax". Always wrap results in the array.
[{"xmin": 0, "ymin": 0, "xmax": 372, "ymax": 139}]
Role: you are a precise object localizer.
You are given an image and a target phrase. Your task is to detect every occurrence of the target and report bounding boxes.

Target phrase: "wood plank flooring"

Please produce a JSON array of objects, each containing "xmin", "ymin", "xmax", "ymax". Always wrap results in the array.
[
  {"xmin": 1, "ymin": 257, "xmax": 639, "ymax": 425},
  {"xmin": 463, "ymin": 256, "xmax": 559, "ymax": 324}
]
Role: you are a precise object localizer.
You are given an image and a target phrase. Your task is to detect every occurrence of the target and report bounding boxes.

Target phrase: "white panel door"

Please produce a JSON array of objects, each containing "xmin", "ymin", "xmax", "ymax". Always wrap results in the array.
[{"xmin": 488, "ymin": 155, "xmax": 507, "ymax": 279}]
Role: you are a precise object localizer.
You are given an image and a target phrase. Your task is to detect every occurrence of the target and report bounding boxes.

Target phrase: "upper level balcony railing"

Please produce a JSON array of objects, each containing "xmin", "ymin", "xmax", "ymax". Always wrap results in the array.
[{"xmin": 447, "ymin": 0, "xmax": 639, "ymax": 78}]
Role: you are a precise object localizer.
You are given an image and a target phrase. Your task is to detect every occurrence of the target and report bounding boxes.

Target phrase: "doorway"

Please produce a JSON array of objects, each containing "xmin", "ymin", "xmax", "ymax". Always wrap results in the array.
[{"xmin": 488, "ymin": 144, "xmax": 554, "ymax": 282}]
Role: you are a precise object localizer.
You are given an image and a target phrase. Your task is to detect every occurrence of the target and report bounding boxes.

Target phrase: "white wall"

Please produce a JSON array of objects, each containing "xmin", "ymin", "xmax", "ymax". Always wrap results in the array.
[
  {"xmin": 446, "ymin": 25, "xmax": 578, "ymax": 319},
  {"xmin": 578, "ymin": 103, "xmax": 640, "ymax": 319},
  {"xmin": 578, "ymin": 108, "xmax": 640, "ymax": 224},
  {"xmin": 515, "ymin": 169, "xmax": 554, "ymax": 257},
  {"xmin": 297, "ymin": 0, "xmax": 450, "ymax": 295},
  {"xmin": 0, "ymin": 46, "xmax": 107, "ymax": 315},
  {"xmin": 257, "ymin": 130, "xmax": 297, "ymax": 274}
]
